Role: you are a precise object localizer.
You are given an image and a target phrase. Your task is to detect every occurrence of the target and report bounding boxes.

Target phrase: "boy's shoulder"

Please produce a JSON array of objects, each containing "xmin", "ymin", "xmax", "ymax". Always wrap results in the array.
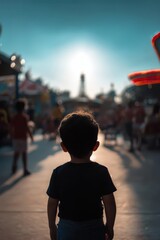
[
  {"xmin": 54, "ymin": 162, "xmax": 70, "ymax": 173},
  {"xmin": 54, "ymin": 161, "xmax": 108, "ymax": 174},
  {"xmin": 93, "ymin": 162, "xmax": 109, "ymax": 172}
]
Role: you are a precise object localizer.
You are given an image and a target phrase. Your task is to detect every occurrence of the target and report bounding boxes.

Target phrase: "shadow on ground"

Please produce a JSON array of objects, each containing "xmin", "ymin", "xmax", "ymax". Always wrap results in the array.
[
  {"xmin": 104, "ymin": 139, "xmax": 160, "ymax": 240},
  {"xmin": 0, "ymin": 134, "xmax": 61, "ymax": 195}
]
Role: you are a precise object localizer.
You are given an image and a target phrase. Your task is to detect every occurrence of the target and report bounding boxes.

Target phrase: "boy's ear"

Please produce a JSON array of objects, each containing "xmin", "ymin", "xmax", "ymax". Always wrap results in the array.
[
  {"xmin": 60, "ymin": 142, "xmax": 68, "ymax": 152},
  {"xmin": 93, "ymin": 141, "xmax": 99, "ymax": 151}
]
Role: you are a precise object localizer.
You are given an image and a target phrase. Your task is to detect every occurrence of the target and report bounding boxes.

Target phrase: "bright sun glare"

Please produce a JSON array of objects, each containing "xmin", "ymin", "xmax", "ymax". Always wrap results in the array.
[
  {"xmin": 67, "ymin": 48, "xmax": 95, "ymax": 75},
  {"xmin": 41, "ymin": 41, "xmax": 116, "ymax": 97},
  {"xmin": 56, "ymin": 43, "xmax": 105, "ymax": 80}
]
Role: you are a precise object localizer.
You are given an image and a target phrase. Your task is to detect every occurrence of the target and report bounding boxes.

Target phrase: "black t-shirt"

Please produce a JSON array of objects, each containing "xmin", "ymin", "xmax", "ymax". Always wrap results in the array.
[{"xmin": 47, "ymin": 161, "xmax": 116, "ymax": 221}]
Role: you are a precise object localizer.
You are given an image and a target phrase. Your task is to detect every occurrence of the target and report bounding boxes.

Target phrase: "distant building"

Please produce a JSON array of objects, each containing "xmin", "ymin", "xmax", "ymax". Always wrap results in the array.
[
  {"xmin": 62, "ymin": 74, "xmax": 102, "ymax": 114},
  {"xmin": 59, "ymin": 91, "xmax": 70, "ymax": 102},
  {"xmin": 106, "ymin": 83, "xmax": 116, "ymax": 101},
  {"xmin": 78, "ymin": 73, "xmax": 88, "ymax": 98}
]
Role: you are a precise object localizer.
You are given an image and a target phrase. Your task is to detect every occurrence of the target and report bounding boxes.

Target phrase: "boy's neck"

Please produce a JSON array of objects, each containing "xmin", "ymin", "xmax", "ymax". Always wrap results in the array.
[{"xmin": 70, "ymin": 154, "xmax": 92, "ymax": 164}]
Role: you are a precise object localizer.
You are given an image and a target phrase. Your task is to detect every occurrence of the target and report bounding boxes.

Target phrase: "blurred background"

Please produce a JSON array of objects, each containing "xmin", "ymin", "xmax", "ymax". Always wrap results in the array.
[
  {"xmin": 0, "ymin": 0, "xmax": 160, "ymax": 148},
  {"xmin": 0, "ymin": 1, "xmax": 160, "ymax": 239}
]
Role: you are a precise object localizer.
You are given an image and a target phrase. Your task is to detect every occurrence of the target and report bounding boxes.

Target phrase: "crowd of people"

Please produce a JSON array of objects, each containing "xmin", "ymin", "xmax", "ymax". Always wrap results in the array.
[
  {"xmin": 0, "ymin": 98, "xmax": 160, "ymax": 178},
  {"xmin": 97, "ymin": 100, "xmax": 160, "ymax": 152},
  {"xmin": 41, "ymin": 102, "xmax": 64, "ymax": 140}
]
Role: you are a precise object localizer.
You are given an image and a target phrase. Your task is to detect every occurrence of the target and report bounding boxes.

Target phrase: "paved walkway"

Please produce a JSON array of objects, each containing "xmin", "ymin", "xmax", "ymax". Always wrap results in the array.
[{"xmin": 0, "ymin": 133, "xmax": 160, "ymax": 240}]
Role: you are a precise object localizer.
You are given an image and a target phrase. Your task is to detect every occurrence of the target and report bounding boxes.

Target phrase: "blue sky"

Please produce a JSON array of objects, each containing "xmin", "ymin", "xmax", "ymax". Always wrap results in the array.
[{"xmin": 0, "ymin": 0, "xmax": 160, "ymax": 98}]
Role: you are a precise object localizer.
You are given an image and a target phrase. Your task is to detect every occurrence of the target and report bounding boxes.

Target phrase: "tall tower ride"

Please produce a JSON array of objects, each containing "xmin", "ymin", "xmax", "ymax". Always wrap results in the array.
[{"xmin": 78, "ymin": 73, "xmax": 87, "ymax": 98}]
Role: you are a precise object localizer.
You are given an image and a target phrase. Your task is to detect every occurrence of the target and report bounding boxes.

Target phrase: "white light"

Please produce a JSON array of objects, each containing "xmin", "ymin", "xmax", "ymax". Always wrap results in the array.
[
  {"xmin": 114, "ymin": 95, "xmax": 122, "ymax": 103},
  {"xmin": 57, "ymin": 44, "xmax": 103, "ymax": 79},
  {"xmin": 10, "ymin": 62, "xmax": 16, "ymax": 68},
  {"xmin": 20, "ymin": 58, "xmax": 25, "ymax": 65},
  {"xmin": 11, "ymin": 55, "xmax": 16, "ymax": 61}
]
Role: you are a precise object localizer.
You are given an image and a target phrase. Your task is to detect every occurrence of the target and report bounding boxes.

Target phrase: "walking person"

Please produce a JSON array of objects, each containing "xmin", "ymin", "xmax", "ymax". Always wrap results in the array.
[
  {"xmin": 122, "ymin": 101, "xmax": 134, "ymax": 152},
  {"xmin": 133, "ymin": 101, "xmax": 146, "ymax": 150},
  {"xmin": 52, "ymin": 102, "xmax": 64, "ymax": 139},
  {"xmin": 10, "ymin": 99, "xmax": 33, "ymax": 176},
  {"xmin": 47, "ymin": 111, "xmax": 117, "ymax": 240}
]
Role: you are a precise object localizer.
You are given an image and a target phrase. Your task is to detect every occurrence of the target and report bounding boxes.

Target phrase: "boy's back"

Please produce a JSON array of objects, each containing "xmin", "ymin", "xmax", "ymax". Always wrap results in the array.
[{"xmin": 47, "ymin": 161, "xmax": 116, "ymax": 222}]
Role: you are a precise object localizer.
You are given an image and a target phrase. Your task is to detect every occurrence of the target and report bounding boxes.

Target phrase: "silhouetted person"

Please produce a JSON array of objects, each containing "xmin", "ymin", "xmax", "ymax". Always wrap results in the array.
[
  {"xmin": 145, "ymin": 102, "xmax": 160, "ymax": 149},
  {"xmin": 152, "ymin": 102, "xmax": 160, "ymax": 116},
  {"xmin": 0, "ymin": 100, "xmax": 10, "ymax": 144},
  {"xmin": 10, "ymin": 99, "xmax": 33, "ymax": 176},
  {"xmin": 27, "ymin": 101, "xmax": 35, "ymax": 122},
  {"xmin": 133, "ymin": 101, "xmax": 146, "ymax": 150},
  {"xmin": 52, "ymin": 102, "xmax": 64, "ymax": 138},
  {"xmin": 123, "ymin": 101, "xmax": 134, "ymax": 152},
  {"xmin": 47, "ymin": 111, "xmax": 116, "ymax": 240}
]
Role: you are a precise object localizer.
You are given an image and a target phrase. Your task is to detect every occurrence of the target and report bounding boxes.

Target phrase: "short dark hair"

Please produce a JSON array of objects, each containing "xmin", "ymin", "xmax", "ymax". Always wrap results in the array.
[
  {"xmin": 59, "ymin": 111, "xmax": 99, "ymax": 158},
  {"xmin": 15, "ymin": 99, "xmax": 25, "ymax": 112}
]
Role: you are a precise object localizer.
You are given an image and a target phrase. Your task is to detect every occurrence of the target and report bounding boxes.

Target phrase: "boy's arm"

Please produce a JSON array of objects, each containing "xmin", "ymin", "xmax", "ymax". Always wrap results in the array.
[
  {"xmin": 102, "ymin": 193, "xmax": 116, "ymax": 240},
  {"xmin": 47, "ymin": 197, "xmax": 59, "ymax": 240},
  {"xmin": 27, "ymin": 125, "xmax": 34, "ymax": 142}
]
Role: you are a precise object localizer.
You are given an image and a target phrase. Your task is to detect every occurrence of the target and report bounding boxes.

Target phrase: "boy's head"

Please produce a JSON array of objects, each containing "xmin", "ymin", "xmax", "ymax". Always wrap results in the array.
[
  {"xmin": 59, "ymin": 111, "xmax": 99, "ymax": 158},
  {"xmin": 15, "ymin": 99, "xmax": 25, "ymax": 113}
]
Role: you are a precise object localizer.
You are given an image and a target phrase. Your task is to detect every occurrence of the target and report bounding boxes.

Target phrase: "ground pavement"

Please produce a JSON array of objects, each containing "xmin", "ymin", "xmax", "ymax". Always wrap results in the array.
[{"xmin": 0, "ymin": 133, "xmax": 160, "ymax": 240}]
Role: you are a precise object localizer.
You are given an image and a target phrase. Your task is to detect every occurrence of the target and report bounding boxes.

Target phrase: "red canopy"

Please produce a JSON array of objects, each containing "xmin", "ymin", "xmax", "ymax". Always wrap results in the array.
[
  {"xmin": 152, "ymin": 32, "xmax": 160, "ymax": 60},
  {"xmin": 128, "ymin": 33, "xmax": 160, "ymax": 86},
  {"xmin": 128, "ymin": 69, "xmax": 160, "ymax": 86}
]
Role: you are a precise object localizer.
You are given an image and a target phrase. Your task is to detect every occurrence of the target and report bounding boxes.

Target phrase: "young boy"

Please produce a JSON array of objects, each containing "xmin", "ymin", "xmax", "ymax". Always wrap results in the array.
[
  {"xmin": 10, "ymin": 99, "xmax": 33, "ymax": 176},
  {"xmin": 47, "ymin": 111, "xmax": 116, "ymax": 240}
]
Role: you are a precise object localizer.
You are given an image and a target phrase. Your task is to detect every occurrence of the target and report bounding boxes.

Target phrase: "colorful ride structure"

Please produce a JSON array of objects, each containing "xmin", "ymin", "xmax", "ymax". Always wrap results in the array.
[{"xmin": 128, "ymin": 32, "xmax": 160, "ymax": 86}]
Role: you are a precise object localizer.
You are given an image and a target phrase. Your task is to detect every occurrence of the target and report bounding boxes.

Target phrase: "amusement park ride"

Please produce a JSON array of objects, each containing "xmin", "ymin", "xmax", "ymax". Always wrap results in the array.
[{"xmin": 128, "ymin": 32, "xmax": 160, "ymax": 86}]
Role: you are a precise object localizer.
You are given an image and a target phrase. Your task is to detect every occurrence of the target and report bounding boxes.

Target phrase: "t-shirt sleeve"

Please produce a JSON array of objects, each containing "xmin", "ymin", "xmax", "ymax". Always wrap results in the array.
[
  {"xmin": 46, "ymin": 169, "xmax": 59, "ymax": 199},
  {"xmin": 100, "ymin": 167, "xmax": 117, "ymax": 196}
]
